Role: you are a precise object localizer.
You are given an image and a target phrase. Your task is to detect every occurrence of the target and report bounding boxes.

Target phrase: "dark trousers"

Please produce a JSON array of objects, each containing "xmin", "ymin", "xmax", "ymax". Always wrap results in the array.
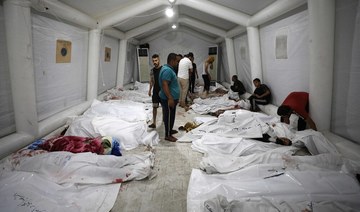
[
  {"xmin": 189, "ymin": 76, "xmax": 196, "ymax": 93},
  {"xmin": 202, "ymin": 75, "xmax": 210, "ymax": 92},
  {"xmin": 280, "ymin": 115, "xmax": 307, "ymax": 131},
  {"xmin": 160, "ymin": 98, "xmax": 178, "ymax": 137},
  {"xmin": 248, "ymin": 96, "xmax": 269, "ymax": 111},
  {"xmin": 297, "ymin": 101, "xmax": 309, "ymax": 131}
]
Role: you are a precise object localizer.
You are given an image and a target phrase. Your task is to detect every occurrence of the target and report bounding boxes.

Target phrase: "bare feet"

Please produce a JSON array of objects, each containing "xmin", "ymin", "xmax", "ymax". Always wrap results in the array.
[
  {"xmin": 148, "ymin": 123, "xmax": 156, "ymax": 128},
  {"xmin": 184, "ymin": 106, "xmax": 190, "ymax": 112}
]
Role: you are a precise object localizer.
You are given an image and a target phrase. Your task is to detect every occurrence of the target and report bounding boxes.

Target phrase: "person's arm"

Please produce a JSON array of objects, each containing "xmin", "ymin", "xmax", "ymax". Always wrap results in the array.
[
  {"xmin": 205, "ymin": 62, "xmax": 210, "ymax": 75},
  {"xmin": 188, "ymin": 60, "xmax": 193, "ymax": 75},
  {"xmin": 305, "ymin": 116, "xmax": 317, "ymax": 131},
  {"xmin": 188, "ymin": 68, "xmax": 193, "ymax": 76},
  {"xmin": 162, "ymin": 80, "xmax": 175, "ymax": 108},
  {"xmin": 205, "ymin": 62, "xmax": 212, "ymax": 80},
  {"xmin": 148, "ymin": 71, "xmax": 154, "ymax": 96},
  {"xmin": 239, "ymin": 82, "xmax": 246, "ymax": 95},
  {"xmin": 257, "ymin": 89, "xmax": 270, "ymax": 98},
  {"xmin": 255, "ymin": 87, "xmax": 270, "ymax": 99}
]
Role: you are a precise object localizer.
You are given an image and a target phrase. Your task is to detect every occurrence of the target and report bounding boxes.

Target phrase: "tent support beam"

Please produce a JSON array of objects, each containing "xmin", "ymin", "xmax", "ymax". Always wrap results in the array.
[
  {"xmin": 4, "ymin": 0, "xmax": 39, "ymax": 137},
  {"xmin": 308, "ymin": 0, "xmax": 335, "ymax": 131},
  {"xmin": 225, "ymin": 38, "xmax": 237, "ymax": 82},
  {"xmin": 247, "ymin": 26, "xmax": 263, "ymax": 89},
  {"xmin": 87, "ymin": 29, "xmax": 101, "ymax": 101},
  {"xmin": 117, "ymin": 39, "xmax": 128, "ymax": 88}
]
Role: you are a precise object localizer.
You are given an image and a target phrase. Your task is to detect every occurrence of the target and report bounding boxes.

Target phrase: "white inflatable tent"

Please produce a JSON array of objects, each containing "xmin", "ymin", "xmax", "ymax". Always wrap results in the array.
[{"xmin": 0, "ymin": 0, "xmax": 359, "ymax": 160}]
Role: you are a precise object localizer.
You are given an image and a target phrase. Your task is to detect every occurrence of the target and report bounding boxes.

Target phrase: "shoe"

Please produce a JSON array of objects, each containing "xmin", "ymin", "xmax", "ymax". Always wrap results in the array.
[
  {"xmin": 171, "ymin": 129, "xmax": 178, "ymax": 135},
  {"xmin": 148, "ymin": 123, "xmax": 156, "ymax": 128},
  {"xmin": 165, "ymin": 136, "xmax": 177, "ymax": 142}
]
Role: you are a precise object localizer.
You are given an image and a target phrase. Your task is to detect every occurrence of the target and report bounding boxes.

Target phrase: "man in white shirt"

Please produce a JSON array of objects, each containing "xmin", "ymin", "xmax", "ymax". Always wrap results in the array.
[{"xmin": 177, "ymin": 53, "xmax": 193, "ymax": 108}]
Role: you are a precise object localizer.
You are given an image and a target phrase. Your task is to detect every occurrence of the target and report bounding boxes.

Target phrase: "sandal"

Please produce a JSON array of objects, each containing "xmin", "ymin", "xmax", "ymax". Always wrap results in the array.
[{"xmin": 165, "ymin": 136, "xmax": 177, "ymax": 142}]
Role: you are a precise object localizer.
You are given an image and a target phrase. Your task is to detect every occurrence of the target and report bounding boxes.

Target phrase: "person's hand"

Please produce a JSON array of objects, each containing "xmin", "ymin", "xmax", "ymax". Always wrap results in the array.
[
  {"xmin": 148, "ymin": 90, "xmax": 151, "ymax": 97},
  {"xmin": 208, "ymin": 75, "xmax": 212, "ymax": 81},
  {"xmin": 168, "ymin": 98, "xmax": 175, "ymax": 108}
]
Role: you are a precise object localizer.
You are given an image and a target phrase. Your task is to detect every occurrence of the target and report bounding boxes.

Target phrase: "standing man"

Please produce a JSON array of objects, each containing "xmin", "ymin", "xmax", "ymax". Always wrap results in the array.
[
  {"xmin": 277, "ymin": 92, "xmax": 317, "ymax": 131},
  {"xmin": 174, "ymin": 54, "xmax": 183, "ymax": 76},
  {"xmin": 248, "ymin": 78, "xmax": 271, "ymax": 112},
  {"xmin": 202, "ymin": 56, "xmax": 215, "ymax": 95},
  {"xmin": 188, "ymin": 52, "xmax": 198, "ymax": 94},
  {"xmin": 159, "ymin": 53, "xmax": 180, "ymax": 142},
  {"xmin": 148, "ymin": 54, "xmax": 162, "ymax": 128},
  {"xmin": 177, "ymin": 54, "xmax": 193, "ymax": 109}
]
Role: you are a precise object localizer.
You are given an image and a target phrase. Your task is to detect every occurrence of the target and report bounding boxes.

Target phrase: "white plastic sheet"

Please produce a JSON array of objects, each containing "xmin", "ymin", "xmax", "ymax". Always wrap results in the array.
[
  {"xmin": 0, "ymin": 151, "xmax": 155, "ymax": 212},
  {"xmin": 0, "ymin": 171, "xmax": 120, "ymax": 212},
  {"xmin": 65, "ymin": 100, "xmax": 159, "ymax": 150},
  {"xmin": 187, "ymin": 167, "xmax": 360, "ymax": 212},
  {"xmin": 104, "ymin": 82, "xmax": 152, "ymax": 103},
  {"xmin": 190, "ymin": 95, "xmax": 239, "ymax": 115}
]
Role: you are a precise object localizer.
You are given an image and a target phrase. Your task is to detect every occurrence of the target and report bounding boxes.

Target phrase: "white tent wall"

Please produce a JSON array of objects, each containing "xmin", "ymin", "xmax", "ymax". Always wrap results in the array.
[
  {"xmin": 98, "ymin": 35, "xmax": 119, "ymax": 94},
  {"xmin": 0, "ymin": 1, "xmax": 95, "ymax": 159},
  {"xmin": 332, "ymin": 0, "xmax": 360, "ymax": 144},
  {"xmin": 32, "ymin": 14, "xmax": 88, "ymax": 121},
  {"xmin": 0, "ymin": 5, "xmax": 15, "ymax": 137},
  {"xmin": 147, "ymin": 30, "xmax": 215, "ymax": 84},
  {"xmin": 233, "ymin": 34, "xmax": 252, "ymax": 93},
  {"xmin": 259, "ymin": 8, "xmax": 309, "ymax": 106}
]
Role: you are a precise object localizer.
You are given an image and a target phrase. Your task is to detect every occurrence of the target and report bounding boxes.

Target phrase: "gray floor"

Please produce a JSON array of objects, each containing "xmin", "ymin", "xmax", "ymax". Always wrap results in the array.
[{"xmin": 111, "ymin": 106, "xmax": 204, "ymax": 212}]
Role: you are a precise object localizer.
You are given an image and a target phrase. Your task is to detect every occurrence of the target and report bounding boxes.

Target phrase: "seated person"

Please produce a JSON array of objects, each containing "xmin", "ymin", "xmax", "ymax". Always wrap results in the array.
[
  {"xmin": 230, "ymin": 75, "xmax": 246, "ymax": 97},
  {"xmin": 277, "ymin": 92, "xmax": 317, "ymax": 131},
  {"xmin": 248, "ymin": 78, "xmax": 271, "ymax": 111}
]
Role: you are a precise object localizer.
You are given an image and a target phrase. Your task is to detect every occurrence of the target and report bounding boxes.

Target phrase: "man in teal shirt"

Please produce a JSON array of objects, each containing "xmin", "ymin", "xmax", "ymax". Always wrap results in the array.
[{"xmin": 159, "ymin": 53, "xmax": 180, "ymax": 142}]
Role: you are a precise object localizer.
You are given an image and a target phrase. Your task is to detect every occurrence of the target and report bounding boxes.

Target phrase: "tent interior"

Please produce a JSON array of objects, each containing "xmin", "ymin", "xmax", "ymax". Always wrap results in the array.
[{"xmin": 1, "ymin": 0, "xmax": 360, "ymax": 211}]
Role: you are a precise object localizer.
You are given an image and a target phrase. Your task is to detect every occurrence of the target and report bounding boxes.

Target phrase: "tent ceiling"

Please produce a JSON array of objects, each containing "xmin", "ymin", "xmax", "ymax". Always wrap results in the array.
[{"xmin": 56, "ymin": 0, "xmax": 278, "ymax": 42}]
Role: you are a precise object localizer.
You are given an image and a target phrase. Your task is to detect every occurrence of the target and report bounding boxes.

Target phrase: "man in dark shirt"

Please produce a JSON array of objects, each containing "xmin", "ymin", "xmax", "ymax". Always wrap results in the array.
[
  {"xmin": 148, "ymin": 54, "xmax": 162, "ymax": 128},
  {"xmin": 230, "ymin": 75, "xmax": 246, "ymax": 97},
  {"xmin": 248, "ymin": 78, "xmax": 271, "ymax": 112},
  {"xmin": 188, "ymin": 52, "xmax": 198, "ymax": 94}
]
